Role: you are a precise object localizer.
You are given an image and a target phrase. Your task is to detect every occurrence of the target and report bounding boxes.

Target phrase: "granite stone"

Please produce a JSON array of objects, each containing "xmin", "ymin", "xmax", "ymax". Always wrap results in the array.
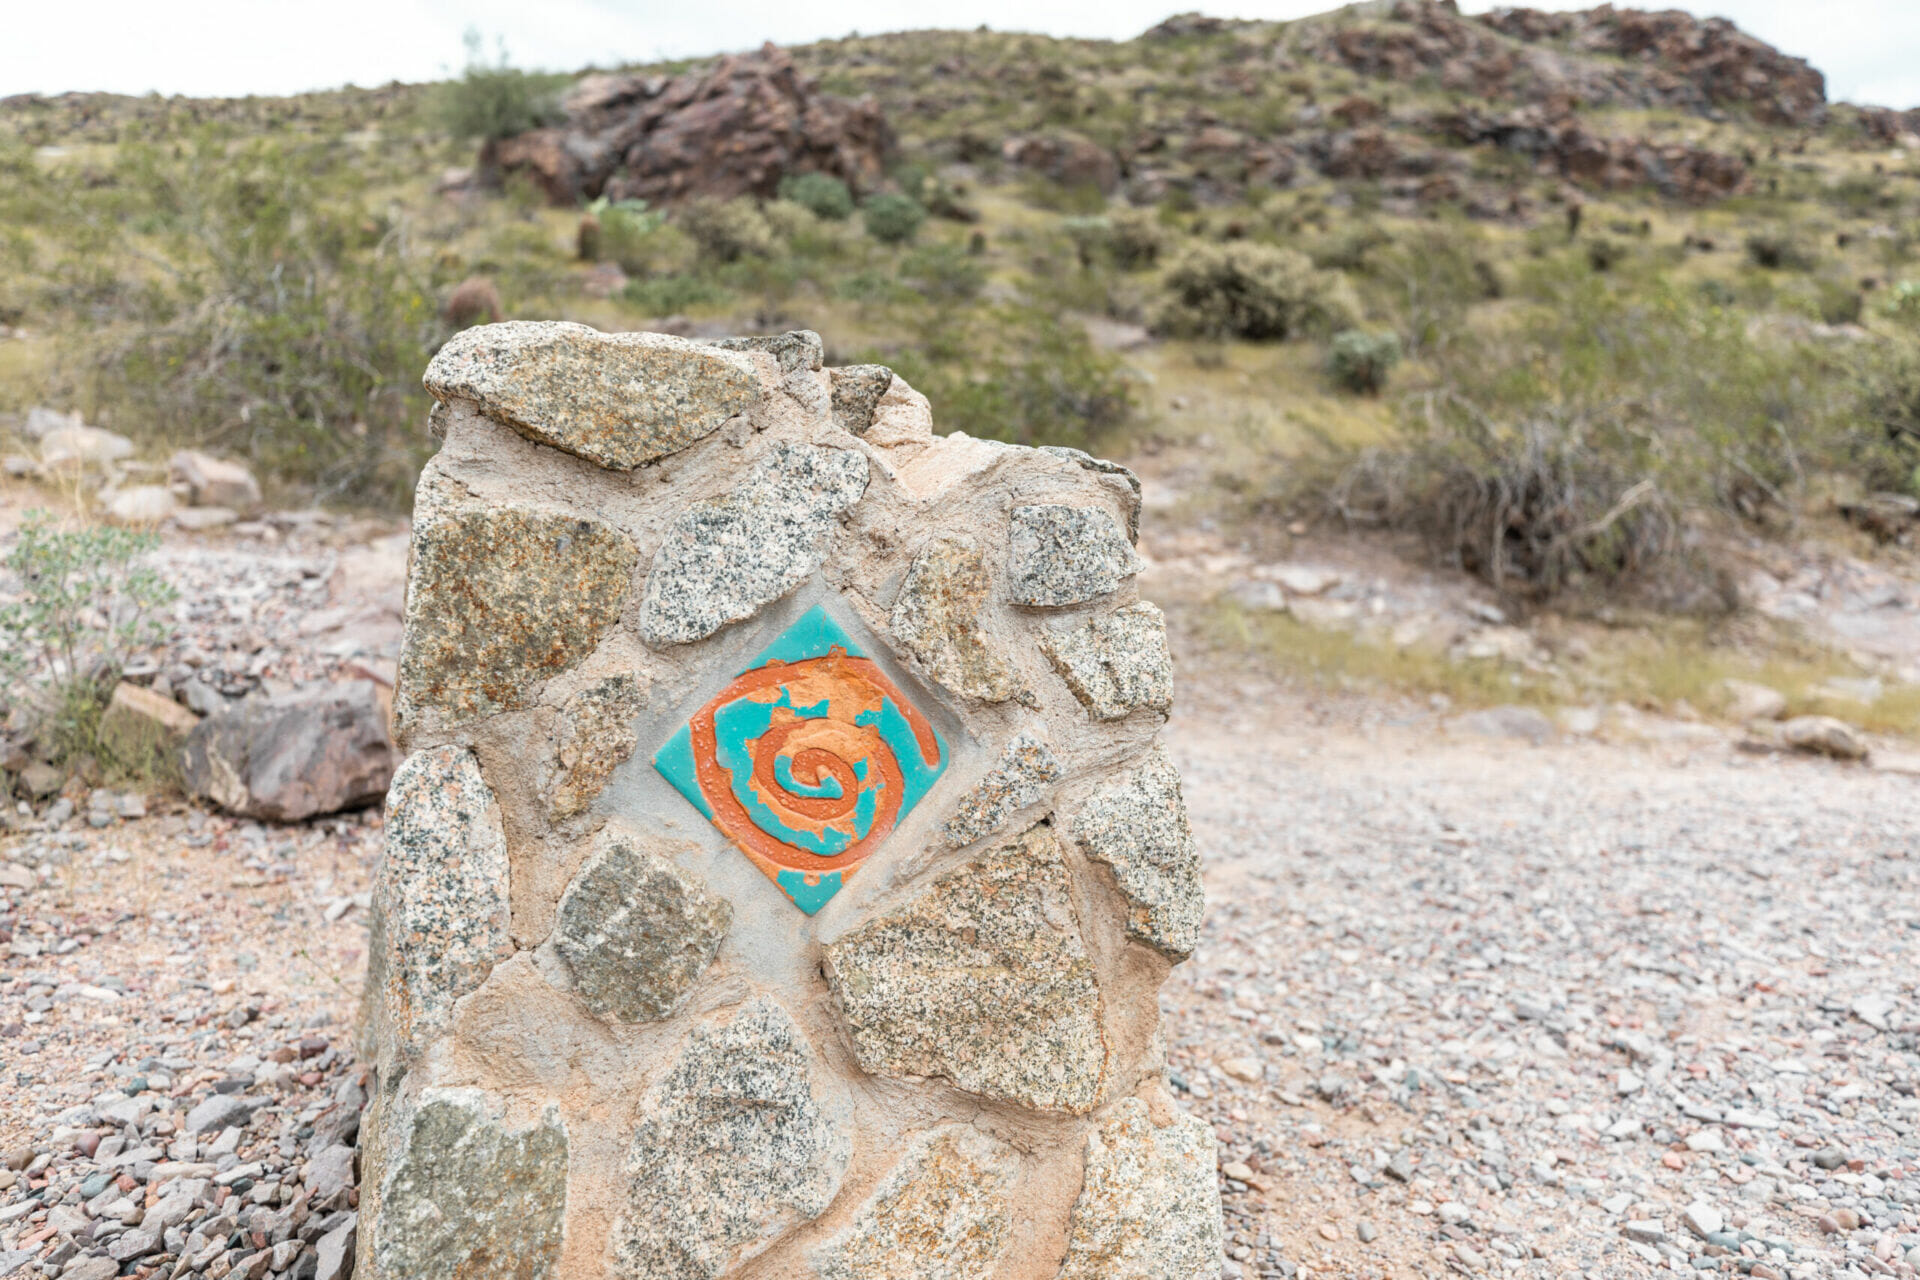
[
  {"xmin": 1039, "ymin": 602, "xmax": 1173, "ymax": 722},
  {"xmin": 1055, "ymin": 1097, "xmax": 1222, "ymax": 1280},
  {"xmin": 828, "ymin": 365, "xmax": 895, "ymax": 434},
  {"xmin": 1072, "ymin": 748, "xmax": 1203, "ymax": 958},
  {"xmin": 941, "ymin": 728, "xmax": 1064, "ymax": 847},
  {"xmin": 367, "ymin": 1089, "xmax": 568, "ymax": 1280},
  {"xmin": 889, "ymin": 536, "xmax": 1022, "ymax": 703},
  {"xmin": 1007, "ymin": 504, "xmax": 1141, "ymax": 607},
  {"xmin": 425, "ymin": 321, "xmax": 760, "ymax": 469},
  {"xmin": 1039, "ymin": 447, "xmax": 1144, "ymax": 543},
  {"xmin": 551, "ymin": 833, "xmax": 731, "ymax": 1023},
  {"xmin": 394, "ymin": 497, "xmax": 636, "ymax": 736},
  {"xmin": 809, "ymin": 1125, "xmax": 1014, "ymax": 1280},
  {"xmin": 614, "ymin": 997, "xmax": 852, "ymax": 1279},
  {"xmin": 547, "ymin": 674, "xmax": 647, "ymax": 820},
  {"xmin": 823, "ymin": 824, "xmax": 1108, "ymax": 1114},
  {"xmin": 711, "ymin": 329, "xmax": 823, "ymax": 372},
  {"xmin": 372, "ymin": 746, "xmax": 512, "ymax": 1065},
  {"xmin": 638, "ymin": 442, "xmax": 870, "ymax": 646}
]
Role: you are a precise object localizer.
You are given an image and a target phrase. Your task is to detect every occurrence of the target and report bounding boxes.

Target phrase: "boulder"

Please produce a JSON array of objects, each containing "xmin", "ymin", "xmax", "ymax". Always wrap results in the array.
[
  {"xmin": 168, "ymin": 450, "xmax": 262, "ymax": 511},
  {"xmin": 1716, "ymin": 679, "xmax": 1788, "ymax": 723},
  {"xmin": 39, "ymin": 424, "xmax": 133, "ymax": 473},
  {"xmin": 1001, "ymin": 131, "xmax": 1121, "ymax": 193},
  {"xmin": 103, "ymin": 485, "xmax": 176, "ymax": 526},
  {"xmin": 1780, "ymin": 715, "xmax": 1869, "ymax": 762},
  {"xmin": 97, "ymin": 682, "xmax": 199, "ymax": 766},
  {"xmin": 181, "ymin": 680, "xmax": 397, "ymax": 821}
]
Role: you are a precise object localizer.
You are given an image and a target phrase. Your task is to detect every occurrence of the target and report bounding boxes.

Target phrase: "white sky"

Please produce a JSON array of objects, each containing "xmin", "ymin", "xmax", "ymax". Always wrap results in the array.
[{"xmin": 4, "ymin": 1, "xmax": 1916, "ymax": 110}]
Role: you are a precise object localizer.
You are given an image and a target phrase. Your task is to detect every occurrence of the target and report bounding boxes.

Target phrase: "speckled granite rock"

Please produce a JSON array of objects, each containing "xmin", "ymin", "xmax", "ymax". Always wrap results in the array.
[
  {"xmin": 1072, "ymin": 748, "xmax": 1203, "ymax": 958},
  {"xmin": 712, "ymin": 329, "xmax": 823, "ymax": 372},
  {"xmin": 547, "ymin": 674, "xmax": 646, "ymax": 820},
  {"xmin": 809, "ymin": 1125, "xmax": 1013, "ymax": 1280},
  {"xmin": 889, "ymin": 536, "xmax": 1021, "ymax": 703},
  {"xmin": 365, "ymin": 1088, "xmax": 568, "ymax": 1280},
  {"xmin": 425, "ymin": 321, "xmax": 759, "ymax": 469},
  {"xmin": 551, "ymin": 834, "xmax": 731, "ymax": 1023},
  {"xmin": 941, "ymin": 729, "xmax": 1063, "ymax": 847},
  {"xmin": 1055, "ymin": 1097, "xmax": 1222, "ymax": 1280},
  {"xmin": 823, "ymin": 825, "xmax": 1107, "ymax": 1114},
  {"xmin": 394, "ymin": 499, "xmax": 636, "ymax": 737},
  {"xmin": 614, "ymin": 997, "xmax": 852, "ymax": 1278},
  {"xmin": 1006, "ymin": 504, "xmax": 1141, "ymax": 607},
  {"xmin": 372, "ymin": 747, "xmax": 511, "ymax": 1066},
  {"xmin": 1040, "ymin": 446, "xmax": 1144, "ymax": 542},
  {"xmin": 828, "ymin": 365, "xmax": 895, "ymax": 434},
  {"xmin": 639, "ymin": 442, "xmax": 869, "ymax": 646},
  {"xmin": 1040, "ymin": 602, "xmax": 1173, "ymax": 722}
]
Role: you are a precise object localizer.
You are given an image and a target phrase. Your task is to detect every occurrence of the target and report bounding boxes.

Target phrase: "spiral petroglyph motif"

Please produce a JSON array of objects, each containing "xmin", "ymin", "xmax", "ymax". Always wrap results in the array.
[{"xmin": 656, "ymin": 606, "xmax": 947, "ymax": 913}]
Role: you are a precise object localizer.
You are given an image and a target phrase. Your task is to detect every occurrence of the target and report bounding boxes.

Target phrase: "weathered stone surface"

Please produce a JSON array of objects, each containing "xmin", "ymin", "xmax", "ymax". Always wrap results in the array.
[
  {"xmin": 1040, "ymin": 447, "xmax": 1144, "ymax": 542},
  {"xmin": 547, "ymin": 674, "xmax": 646, "ymax": 820},
  {"xmin": 712, "ymin": 329, "xmax": 823, "ymax": 372},
  {"xmin": 1007, "ymin": 504, "xmax": 1140, "ymax": 607},
  {"xmin": 638, "ymin": 442, "xmax": 869, "ymax": 646},
  {"xmin": 367, "ymin": 1089, "xmax": 567, "ymax": 1280},
  {"xmin": 168, "ymin": 449, "xmax": 261, "ymax": 511},
  {"xmin": 829, "ymin": 365, "xmax": 895, "ymax": 434},
  {"xmin": 1781, "ymin": 714, "xmax": 1870, "ymax": 761},
  {"xmin": 614, "ymin": 997, "xmax": 852, "ymax": 1279},
  {"xmin": 424, "ymin": 321, "xmax": 760, "ymax": 469},
  {"xmin": 551, "ymin": 833, "xmax": 731, "ymax": 1023},
  {"xmin": 1073, "ymin": 748, "xmax": 1203, "ymax": 959},
  {"xmin": 104, "ymin": 485, "xmax": 176, "ymax": 526},
  {"xmin": 942, "ymin": 729, "xmax": 1063, "ymax": 847},
  {"xmin": 809, "ymin": 1125, "xmax": 1014, "ymax": 1280},
  {"xmin": 889, "ymin": 536, "xmax": 1021, "ymax": 703},
  {"xmin": 181, "ymin": 680, "xmax": 394, "ymax": 821},
  {"xmin": 1040, "ymin": 603, "xmax": 1173, "ymax": 722},
  {"xmin": 96, "ymin": 681, "xmax": 198, "ymax": 765},
  {"xmin": 372, "ymin": 747, "xmax": 511, "ymax": 1063},
  {"xmin": 824, "ymin": 825, "xmax": 1107, "ymax": 1114},
  {"xmin": 1055, "ymin": 1097, "xmax": 1222, "ymax": 1280},
  {"xmin": 393, "ymin": 501, "xmax": 636, "ymax": 735}
]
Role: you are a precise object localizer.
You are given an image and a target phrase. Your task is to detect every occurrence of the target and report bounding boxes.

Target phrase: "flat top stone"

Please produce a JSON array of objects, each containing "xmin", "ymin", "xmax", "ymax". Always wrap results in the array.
[
  {"xmin": 370, "ymin": 1089, "xmax": 568, "ymax": 1280},
  {"xmin": 888, "ymin": 536, "xmax": 1022, "ymax": 704},
  {"xmin": 616, "ymin": 996, "xmax": 852, "ymax": 1280},
  {"xmin": 1006, "ymin": 504, "xmax": 1141, "ymax": 607},
  {"xmin": 809, "ymin": 1124, "xmax": 1013, "ymax": 1280},
  {"xmin": 1056, "ymin": 1097, "xmax": 1222, "ymax": 1280},
  {"xmin": 394, "ymin": 500, "xmax": 636, "ymax": 735},
  {"xmin": 1040, "ymin": 601, "xmax": 1173, "ymax": 722},
  {"xmin": 1073, "ymin": 747, "xmax": 1203, "ymax": 958},
  {"xmin": 551, "ymin": 833, "xmax": 731, "ymax": 1023},
  {"xmin": 638, "ymin": 442, "xmax": 869, "ymax": 647},
  {"xmin": 823, "ymin": 824, "xmax": 1108, "ymax": 1114},
  {"xmin": 425, "ymin": 321, "xmax": 760, "ymax": 469}
]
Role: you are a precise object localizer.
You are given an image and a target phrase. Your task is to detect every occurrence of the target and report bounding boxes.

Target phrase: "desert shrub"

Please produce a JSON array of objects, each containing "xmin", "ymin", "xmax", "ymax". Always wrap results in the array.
[
  {"xmin": 0, "ymin": 514, "xmax": 176, "ymax": 773},
  {"xmin": 438, "ymin": 32, "xmax": 568, "ymax": 142},
  {"xmin": 778, "ymin": 172, "xmax": 855, "ymax": 221},
  {"xmin": 1746, "ymin": 232, "xmax": 1813, "ymax": 271},
  {"xmin": 1585, "ymin": 238, "xmax": 1628, "ymax": 273},
  {"xmin": 1108, "ymin": 209, "xmax": 1167, "ymax": 271},
  {"xmin": 678, "ymin": 198, "xmax": 774, "ymax": 264},
  {"xmin": 1326, "ymin": 329, "xmax": 1402, "ymax": 393},
  {"xmin": 443, "ymin": 277, "xmax": 502, "ymax": 328},
  {"xmin": 1880, "ymin": 280, "xmax": 1920, "ymax": 327},
  {"xmin": 623, "ymin": 273, "xmax": 732, "ymax": 314},
  {"xmin": 1816, "ymin": 281, "xmax": 1864, "ymax": 326},
  {"xmin": 1858, "ymin": 341, "xmax": 1920, "ymax": 493},
  {"xmin": 585, "ymin": 197, "xmax": 664, "ymax": 274},
  {"xmin": 863, "ymin": 193, "xmax": 927, "ymax": 245},
  {"xmin": 1155, "ymin": 243, "xmax": 1358, "ymax": 340},
  {"xmin": 1310, "ymin": 222, "xmax": 1393, "ymax": 272},
  {"xmin": 898, "ymin": 243, "xmax": 987, "ymax": 304}
]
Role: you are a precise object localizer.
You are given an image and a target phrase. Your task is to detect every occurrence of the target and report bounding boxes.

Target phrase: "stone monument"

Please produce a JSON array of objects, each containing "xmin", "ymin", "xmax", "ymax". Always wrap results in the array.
[{"xmin": 356, "ymin": 321, "xmax": 1223, "ymax": 1279}]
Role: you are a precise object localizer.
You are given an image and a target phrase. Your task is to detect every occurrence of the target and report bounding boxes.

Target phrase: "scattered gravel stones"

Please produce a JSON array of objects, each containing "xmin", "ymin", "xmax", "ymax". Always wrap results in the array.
[
  {"xmin": 889, "ymin": 535, "xmax": 1023, "ymax": 703},
  {"xmin": 1041, "ymin": 602, "xmax": 1174, "ymax": 721},
  {"xmin": 546, "ymin": 673, "xmax": 647, "ymax": 820},
  {"xmin": 549, "ymin": 833, "xmax": 732, "ymax": 1023},
  {"xmin": 1071, "ymin": 747, "xmax": 1204, "ymax": 959},
  {"xmin": 425, "ymin": 320, "xmax": 761, "ymax": 469},
  {"xmin": 940, "ymin": 728, "xmax": 1064, "ymax": 847},
  {"xmin": 394, "ymin": 495, "xmax": 637, "ymax": 735},
  {"xmin": 824, "ymin": 824, "xmax": 1108, "ymax": 1114},
  {"xmin": 1055, "ymin": 1096, "xmax": 1223, "ymax": 1280},
  {"xmin": 614, "ymin": 997, "xmax": 851, "ymax": 1279},
  {"xmin": 637, "ymin": 442, "xmax": 869, "ymax": 646},
  {"xmin": 1007, "ymin": 503, "xmax": 1142, "ymax": 607},
  {"xmin": 809, "ymin": 1124, "xmax": 1014, "ymax": 1280}
]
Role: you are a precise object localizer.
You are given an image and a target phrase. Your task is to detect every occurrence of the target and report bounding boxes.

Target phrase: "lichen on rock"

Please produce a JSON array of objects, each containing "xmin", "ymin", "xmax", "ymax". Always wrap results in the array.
[{"xmin": 823, "ymin": 824, "xmax": 1107, "ymax": 1114}]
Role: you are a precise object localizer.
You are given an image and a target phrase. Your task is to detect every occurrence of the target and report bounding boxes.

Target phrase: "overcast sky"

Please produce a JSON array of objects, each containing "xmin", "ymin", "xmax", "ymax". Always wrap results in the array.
[{"xmin": 5, "ymin": 1, "xmax": 1916, "ymax": 111}]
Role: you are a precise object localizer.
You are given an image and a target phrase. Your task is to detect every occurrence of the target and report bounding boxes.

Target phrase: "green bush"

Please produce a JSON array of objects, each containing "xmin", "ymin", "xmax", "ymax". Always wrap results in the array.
[
  {"xmin": 1746, "ymin": 232, "xmax": 1813, "ymax": 271},
  {"xmin": 1326, "ymin": 329, "xmax": 1402, "ymax": 394},
  {"xmin": 898, "ymin": 243, "xmax": 987, "ymax": 303},
  {"xmin": 1880, "ymin": 280, "xmax": 1920, "ymax": 327},
  {"xmin": 438, "ymin": 32, "xmax": 568, "ymax": 142},
  {"xmin": 863, "ymin": 193, "xmax": 927, "ymax": 245},
  {"xmin": 1155, "ymin": 243, "xmax": 1358, "ymax": 340},
  {"xmin": 586, "ymin": 197, "xmax": 664, "ymax": 274},
  {"xmin": 0, "ymin": 514, "xmax": 177, "ymax": 774},
  {"xmin": 623, "ymin": 273, "xmax": 732, "ymax": 313},
  {"xmin": 778, "ymin": 172, "xmax": 855, "ymax": 221},
  {"xmin": 678, "ymin": 198, "xmax": 775, "ymax": 264},
  {"xmin": 1585, "ymin": 238, "xmax": 1628, "ymax": 273}
]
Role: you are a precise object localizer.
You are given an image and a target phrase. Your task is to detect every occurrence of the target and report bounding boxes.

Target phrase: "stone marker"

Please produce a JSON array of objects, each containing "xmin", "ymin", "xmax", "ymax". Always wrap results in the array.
[{"xmin": 359, "ymin": 324, "xmax": 1222, "ymax": 1279}]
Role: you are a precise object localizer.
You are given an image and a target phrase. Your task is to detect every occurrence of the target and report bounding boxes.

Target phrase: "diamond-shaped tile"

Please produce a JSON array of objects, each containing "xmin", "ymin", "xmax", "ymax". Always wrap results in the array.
[{"xmin": 654, "ymin": 605, "xmax": 947, "ymax": 914}]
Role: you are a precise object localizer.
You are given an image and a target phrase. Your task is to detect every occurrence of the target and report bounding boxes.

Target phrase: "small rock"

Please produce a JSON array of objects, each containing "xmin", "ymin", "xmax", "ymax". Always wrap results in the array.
[
  {"xmin": 1622, "ymin": 1221, "xmax": 1665, "ymax": 1243},
  {"xmin": 1812, "ymin": 1146, "xmax": 1848, "ymax": 1171},
  {"xmin": 1270, "ymin": 564, "xmax": 1340, "ymax": 596},
  {"xmin": 182, "ymin": 680, "xmax": 395, "ymax": 821},
  {"xmin": 1448, "ymin": 705, "xmax": 1555, "ymax": 747},
  {"xmin": 1780, "ymin": 715, "xmax": 1869, "ymax": 761},
  {"xmin": 1317, "ymin": 1222, "xmax": 1339, "ymax": 1241},
  {"xmin": 1219, "ymin": 1057, "xmax": 1263, "ymax": 1083},
  {"xmin": 104, "ymin": 485, "xmax": 177, "ymax": 526},
  {"xmin": 1357, "ymin": 1220, "xmax": 1378, "ymax": 1243},
  {"xmin": 1683, "ymin": 1202, "xmax": 1724, "ymax": 1238},
  {"xmin": 1717, "ymin": 678, "xmax": 1788, "ymax": 722},
  {"xmin": 96, "ymin": 682, "xmax": 199, "ymax": 766},
  {"xmin": 168, "ymin": 450, "xmax": 262, "ymax": 511},
  {"xmin": 185, "ymin": 1094, "xmax": 259, "ymax": 1134}
]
